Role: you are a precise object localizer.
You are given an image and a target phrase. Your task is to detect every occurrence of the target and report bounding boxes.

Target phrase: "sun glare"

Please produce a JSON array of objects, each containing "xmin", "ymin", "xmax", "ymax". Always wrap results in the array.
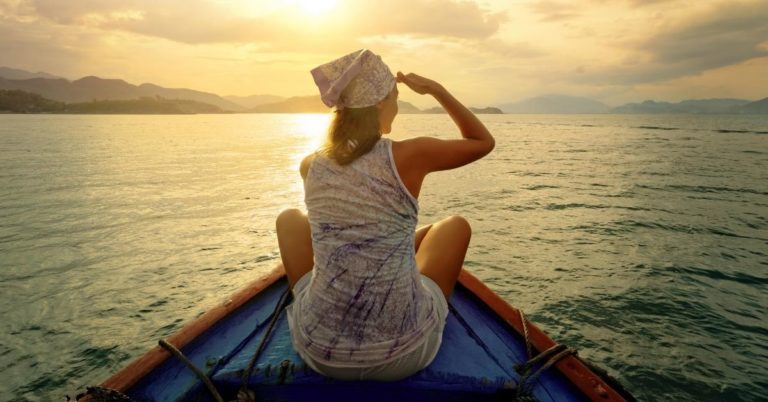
[
  {"xmin": 289, "ymin": 113, "xmax": 331, "ymax": 204},
  {"xmin": 292, "ymin": 113, "xmax": 330, "ymax": 166},
  {"xmin": 289, "ymin": 0, "xmax": 337, "ymax": 15}
]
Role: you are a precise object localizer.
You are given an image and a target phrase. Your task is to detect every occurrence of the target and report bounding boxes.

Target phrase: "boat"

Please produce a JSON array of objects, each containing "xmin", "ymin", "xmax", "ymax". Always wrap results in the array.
[{"xmin": 83, "ymin": 265, "xmax": 634, "ymax": 401}]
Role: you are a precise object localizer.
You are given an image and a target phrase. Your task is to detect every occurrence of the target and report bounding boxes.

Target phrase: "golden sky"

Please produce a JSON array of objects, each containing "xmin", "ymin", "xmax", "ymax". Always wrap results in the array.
[{"xmin": 1, "ymin": 0, "xmax": 767, "ymax": 107}]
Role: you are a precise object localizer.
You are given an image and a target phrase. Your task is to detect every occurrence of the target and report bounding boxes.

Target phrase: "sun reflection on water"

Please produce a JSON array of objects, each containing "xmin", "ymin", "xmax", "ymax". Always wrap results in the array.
[{"xmin": 289, "ymin": 113, "xmax": 331, "ymax": 204}]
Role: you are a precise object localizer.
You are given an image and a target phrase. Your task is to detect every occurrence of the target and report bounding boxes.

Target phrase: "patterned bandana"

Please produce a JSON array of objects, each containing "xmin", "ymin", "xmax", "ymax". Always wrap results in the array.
[{"xmin": 311, "ymin": 49, "xmax": 396, "ymax": 110}]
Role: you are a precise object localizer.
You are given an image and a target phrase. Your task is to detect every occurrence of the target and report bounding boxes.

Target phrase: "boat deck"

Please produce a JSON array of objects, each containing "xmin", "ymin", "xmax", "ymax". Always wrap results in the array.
[{"xmin": 123, "ymin": 275, "xmax": 591, "ymax": 402}]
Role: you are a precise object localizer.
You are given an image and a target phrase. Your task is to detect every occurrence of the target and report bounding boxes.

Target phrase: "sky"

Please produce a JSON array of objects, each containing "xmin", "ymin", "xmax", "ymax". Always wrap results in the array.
[{"xmin": 1, "ymin": 0, "xmax": 767, "ymax": 107}]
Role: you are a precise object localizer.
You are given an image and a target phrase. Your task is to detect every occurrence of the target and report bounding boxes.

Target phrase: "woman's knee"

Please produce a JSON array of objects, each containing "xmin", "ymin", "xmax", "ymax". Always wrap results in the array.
[
  {"xmin": 276, "ymin": 208, "xmax": 306, "ymax": 232},
  {"xmin": 442, "ymin": 215, "xmax": 472, "ymax": 238}
]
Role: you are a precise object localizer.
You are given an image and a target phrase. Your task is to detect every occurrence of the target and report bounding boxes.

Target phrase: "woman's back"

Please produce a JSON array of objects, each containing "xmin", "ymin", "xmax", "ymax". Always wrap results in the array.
[
  {"xmin": 278, "ymin": 49, "xmax": 493, "ymax": 380},
  {"xmin": 292, "ymin": 138, "xmax": 438, "ymax": 365}
]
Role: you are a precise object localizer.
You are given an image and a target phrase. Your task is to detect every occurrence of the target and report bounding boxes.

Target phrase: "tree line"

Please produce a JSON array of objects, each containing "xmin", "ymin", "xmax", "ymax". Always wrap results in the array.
[{"xmin": 0, "ymin": 90, "xmax": 225, "ymax": 114}]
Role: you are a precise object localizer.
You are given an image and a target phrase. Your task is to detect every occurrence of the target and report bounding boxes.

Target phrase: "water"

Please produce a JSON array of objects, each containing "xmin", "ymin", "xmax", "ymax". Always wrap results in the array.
[{"xmin": 0, "ymin": 113, "xmax": 766, "ymax": 401}]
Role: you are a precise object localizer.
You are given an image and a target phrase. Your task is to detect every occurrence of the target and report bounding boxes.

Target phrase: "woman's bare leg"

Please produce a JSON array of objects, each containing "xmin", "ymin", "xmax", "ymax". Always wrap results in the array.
[
  {"xmin": 276, "ymin": 208, "xmax": 314, "ymax": 288},
  {"xmin": 415, "ymin": 215, "xmax": 471, "ymax": 299},
  {"xmin": 414, "ymin": 223, "xmax": 433, "ymax": 252}
]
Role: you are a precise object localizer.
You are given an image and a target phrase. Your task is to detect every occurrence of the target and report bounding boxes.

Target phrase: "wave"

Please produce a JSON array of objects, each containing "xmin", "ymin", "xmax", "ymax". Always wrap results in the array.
[
  {"xmin": 636, "ymin": 125, "xmax": 679, "ymax": 131},
  {"xmin": 636, "ymin": 184, "xmax": 768, "ymax": 196},
  {"xmin": 632, "ymin": 125, "xmax": 767, "ymax": 135},
  {"xmin": 545, "ymin": 202, "xmax": 608, "ymax": 210},
  {"xmin": 662, "ymin": 265, "xmax": 768, "ymax": 286},
  {"xmin": 522, "ymin": 184, "xmax": 560, "ymax": 191},
  {"xmin": 567, "ymin": 219, "xmax": 766, "ymax": 241}
]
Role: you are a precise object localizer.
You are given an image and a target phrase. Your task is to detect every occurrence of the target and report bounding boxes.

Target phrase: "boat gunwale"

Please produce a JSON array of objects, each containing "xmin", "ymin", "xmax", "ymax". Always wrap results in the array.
[
  {"xmin": 100, "ymin": 265, "xmax": 627, "ymax": 401},
  {"xmin": 456, "ymin": 269, "xmax": 626, "ymax": 402},
  {"xmin": 100, "ymin": 265, "xmax": 285, "ymax": 391}
]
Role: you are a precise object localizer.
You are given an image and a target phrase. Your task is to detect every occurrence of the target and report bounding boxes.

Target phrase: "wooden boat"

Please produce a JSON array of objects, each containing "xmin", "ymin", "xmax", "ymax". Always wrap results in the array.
[{"xmin": 91, "ymin": 265, "xmax": 633, "ymax": 401}]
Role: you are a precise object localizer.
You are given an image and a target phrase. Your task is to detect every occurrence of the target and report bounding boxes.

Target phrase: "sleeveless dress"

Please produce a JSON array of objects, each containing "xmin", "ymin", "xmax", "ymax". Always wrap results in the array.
[{"xmin": 287, "ymin": 138, "xmax": 439, "ymax": 368}]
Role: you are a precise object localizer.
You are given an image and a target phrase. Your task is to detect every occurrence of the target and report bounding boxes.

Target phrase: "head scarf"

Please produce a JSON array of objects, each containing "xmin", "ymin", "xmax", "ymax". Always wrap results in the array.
[{"xmin": 311, "ymin": 49, "xmax": 395, "ymax": 110}]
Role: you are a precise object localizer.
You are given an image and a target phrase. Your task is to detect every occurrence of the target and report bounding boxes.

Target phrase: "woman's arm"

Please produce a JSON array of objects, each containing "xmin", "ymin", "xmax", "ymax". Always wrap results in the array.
[
  {"xmin": 396, "ymin": 72, "xmax": 495, "ymax": 173},
  {"xmin": 392, "ymin": 72, "xmax": 495, "ymax": 197}
]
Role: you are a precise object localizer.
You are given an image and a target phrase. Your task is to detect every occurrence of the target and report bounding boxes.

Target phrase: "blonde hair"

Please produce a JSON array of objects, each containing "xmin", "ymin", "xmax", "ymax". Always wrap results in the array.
[{"xmin": 320, "ymin": 106, "xmax": 381, "ymax": 165}]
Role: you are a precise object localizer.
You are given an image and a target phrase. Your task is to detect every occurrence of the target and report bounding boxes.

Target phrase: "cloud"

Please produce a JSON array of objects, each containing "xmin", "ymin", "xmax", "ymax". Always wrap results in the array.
[
  {"xmin": 526, "ymin": 1, "xmax": 580, "ymax": 21},
  {"xmin": 0, "ymin": 16, "xmax": 94, "ymax": 78},
  {"xmin": 350, "ymin": 1, "xmax": 506, "ymax": 39},
  {"xmin": 472, "ymin": 38, "xmax": 544, "ymax": 58},
  {"xmin": 18, "ymin": 0, "xmax": 504, "ymax": 45},
  {"xmin": 625, "ymin": 0, "xmax": 678, "ymax": 7},
  {"xmin": 578, "ymin": 0, "xmax": 768, "ymax": 84}
]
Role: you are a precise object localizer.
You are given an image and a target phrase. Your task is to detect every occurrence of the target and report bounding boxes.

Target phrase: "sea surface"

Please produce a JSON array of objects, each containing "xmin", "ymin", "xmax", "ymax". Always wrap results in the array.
[{"xmin": 0, "ymin": 113, "xmax": 766, "ymax": 401}]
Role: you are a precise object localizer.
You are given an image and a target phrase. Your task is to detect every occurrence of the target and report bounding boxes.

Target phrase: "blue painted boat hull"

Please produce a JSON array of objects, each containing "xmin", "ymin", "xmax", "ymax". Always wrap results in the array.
[{"xmin": 105, "ymin": 269, "xmax": 627, "ymax": 401}]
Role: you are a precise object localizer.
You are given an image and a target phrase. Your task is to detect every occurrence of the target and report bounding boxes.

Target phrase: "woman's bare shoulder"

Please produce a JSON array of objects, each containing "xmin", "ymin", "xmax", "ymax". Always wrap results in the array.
[
  {"xmin": 392, "ymin": 136, "xmax": 493, "ymax": 173},
  {"xmin": 300, "ymin": 153, "xmax": 317, "ymax": 180}
]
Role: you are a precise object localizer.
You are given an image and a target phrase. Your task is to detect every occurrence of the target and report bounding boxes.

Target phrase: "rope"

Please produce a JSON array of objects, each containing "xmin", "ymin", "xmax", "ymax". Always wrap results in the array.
[
  {"xmin": 69, "ymin": 285, "xmax": 292, "ymax": 402},
  {"xmin": 158, "ymin": 339, "xmax": 225, "ymax": 402},
  {"xmin": 514, "ymin": 344, "xmax": 577, "ymax": 399},
  {"xmin": 519, "ymin": 310, "xmax": 532, "ymax": 361},
  {"xmin": 236, "ymin": 287, "xmax": 292, "ymax": 402},
  {"xmin": 515, "ymin": 344, "xmax": 567, "ymax": 375}
]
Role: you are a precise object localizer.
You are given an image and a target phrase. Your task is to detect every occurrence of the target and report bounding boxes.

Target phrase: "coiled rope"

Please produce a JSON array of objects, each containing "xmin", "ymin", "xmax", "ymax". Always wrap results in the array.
[{"xmin": 512, "ymin": 309, "xmax": 577, "ymax": 400}]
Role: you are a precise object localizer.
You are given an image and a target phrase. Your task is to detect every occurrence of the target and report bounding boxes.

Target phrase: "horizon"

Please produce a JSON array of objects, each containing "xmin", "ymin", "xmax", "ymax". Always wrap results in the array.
[
  {"xmin": 1, "ymin": 1, "xmax": 767, "ymax": 109},
  {"xmin": 2, "ymin": 65, "xmax": 767, "ymax": 109}
]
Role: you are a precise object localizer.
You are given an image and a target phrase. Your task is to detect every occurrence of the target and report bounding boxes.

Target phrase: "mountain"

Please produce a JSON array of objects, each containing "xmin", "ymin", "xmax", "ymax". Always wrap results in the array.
[
  {"xmin": 0, "ymin": 76, "xmax": 244, "ymax": 112},
  {"xmin": 734, "ymin": 97, "xmax": 768, "ymax": 114},
  {"xmin": 0, "ymin": 89, "xmax": 65, "ymax": 113},
  {"xmin": 248, "ymin": 95, "xmax": 327, "ymax": 113},
  {"xmin": 0, "ymin": 67, "xmax": 64, "ymax": 80},
  {"xmin": 0, "ymin": 89, "xmax": 225, "ymax": 114},
  {"xmin": 247, "ymin": 97, "xmax": 424, "ymax": 113},
  {"xmin": 499, "ymin": 94, "xmax": 609, "ymax": 114},
  {"xmin": 397, "ymin": 100, "xmax": 421, "ymax": 114},
  {"xmin": 612, "ymin": 98, "xmax": 752, "ymax": 114},
  {"xmin": 415, "ymin": 105, "xmax": 502, "ymax": 114},
  {"xmin": 64, "ymin": 97, "xmax": 224, "ymax": 114},
  {"xmin": 224, "ymin": 94, "xmax": 285, "ymax": 109},
  {"xmin": 470, "ymin": 107, "xmax": 503, "ymax": 114}
]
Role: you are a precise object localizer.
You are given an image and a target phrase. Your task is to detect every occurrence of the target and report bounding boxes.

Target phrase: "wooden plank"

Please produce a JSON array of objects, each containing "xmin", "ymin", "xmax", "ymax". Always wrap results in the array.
[
  {"xmin": 457, "ymin": 269, "xmax": 626, "ymax": 402},
  {"xmin": 100, "ymin": 264, "xmax": 286, "ymax": 392}
]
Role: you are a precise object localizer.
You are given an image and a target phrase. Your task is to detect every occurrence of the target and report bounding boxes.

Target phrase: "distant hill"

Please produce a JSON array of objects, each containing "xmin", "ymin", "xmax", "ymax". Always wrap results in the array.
[
  {"xmin": 64, "ymin": 97, "xmax": 225, "ymax": 114},
  {"xmin": 249, "ymin": 95, "xmax": 327, "ymax": 113},
  {"xmin": 499, "ymin": 95, "xmax": 609, "ymax": 114},
  {"xmin": 0, "ymin": 89, "xmax": 225, "ymax": 114},
  {"xmin": 3, "ymin": 67, "xmax": 764, "ymax": 115},
  {"xmin": 248, "ymin": 97, "xmax": 425, "ymax": 114},
  {"xmin": 0, "ymin": 66, "xmax": 64, "ymax": 80},
  {"xmin": 470, "ymin": 107, "xmax": 503, "ymax": 114},
  {"xmin": 397, "ymin": 100, "xmax": 421, "ymax": 114},
  {"xmin": 224, "ymin": 94, "xmax": 285, "ymax": 109},
  {"xmin": 734, "ymin": 97, "xmax": 768, "ymax": 114},
  {"xmin": 0, "ymin": 76, "xmax": 244, "ymax": 112},
  {"xmin": 612, "ymin": 98, "xmax": 752, "ymax": 114},
  {"xmin": 416, "ymin": 106, "xmax": 503, "ymax": 114},
  {"xmin": 0, "ymin": 89, "xmax": 65, "ymax": 113}
]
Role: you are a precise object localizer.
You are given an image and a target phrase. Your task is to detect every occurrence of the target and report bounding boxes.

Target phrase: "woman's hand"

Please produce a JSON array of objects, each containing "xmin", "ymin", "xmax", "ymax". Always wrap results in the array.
[{"xmin": 396, "ymin": 72, "xmax": 444, "ymax": 96}]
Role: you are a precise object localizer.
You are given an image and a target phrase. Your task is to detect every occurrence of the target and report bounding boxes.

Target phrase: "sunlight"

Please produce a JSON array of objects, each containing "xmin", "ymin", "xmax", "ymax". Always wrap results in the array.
[
  {"xmin": 288, "ymin": 0, "xmax": 337, "ymax": 16},
  {"xmin": 291, "ymin": 113, "xmax": 329, "ymax": 169},
  {"xmin": 293, "ymin": 112, "xmax": 330, "ymax": 140},
  {"xmin": 289, "ymin": 113, "xmax": 331, "ymax": 204}
]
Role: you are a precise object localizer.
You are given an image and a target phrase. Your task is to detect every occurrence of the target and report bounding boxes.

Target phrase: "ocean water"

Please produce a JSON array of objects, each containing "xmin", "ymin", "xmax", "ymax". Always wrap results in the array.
[{"xmin": 0, "ymin": 113, "xmax": 766, "ymax": 401}]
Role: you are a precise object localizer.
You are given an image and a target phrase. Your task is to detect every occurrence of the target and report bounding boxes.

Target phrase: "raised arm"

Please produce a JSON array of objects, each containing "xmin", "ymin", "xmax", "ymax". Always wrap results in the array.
[
  {"xmin": 396, "ymin": 72, "xmax": 494, "ymax": 172},
  {"xmin": 392, "ymin": 72, "xmax": 495, "ymax": 197}
]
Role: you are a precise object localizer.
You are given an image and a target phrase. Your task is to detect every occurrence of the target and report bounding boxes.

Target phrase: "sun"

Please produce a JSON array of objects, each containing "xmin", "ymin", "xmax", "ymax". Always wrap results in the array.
[{"xmin": 288, "ymin": 0, "xmax": 337, "ymax": 15}]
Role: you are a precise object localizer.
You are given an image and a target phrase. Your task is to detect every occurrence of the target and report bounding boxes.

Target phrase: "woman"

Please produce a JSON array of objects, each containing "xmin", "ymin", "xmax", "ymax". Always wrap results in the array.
[{"xmin": 276, "ymin": 49, "xmax": 494, "ymax": 381}]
